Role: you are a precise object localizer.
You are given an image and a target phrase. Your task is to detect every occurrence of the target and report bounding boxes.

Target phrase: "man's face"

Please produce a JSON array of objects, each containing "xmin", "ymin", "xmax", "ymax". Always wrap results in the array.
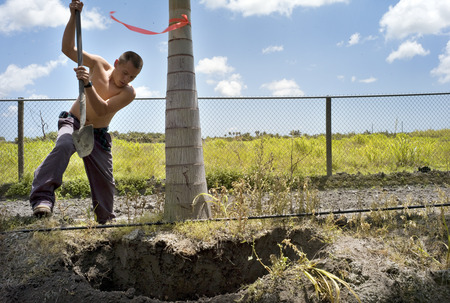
[{"xmin": 113, "ymin": 60, "xmax": 141, "ymax": 88}]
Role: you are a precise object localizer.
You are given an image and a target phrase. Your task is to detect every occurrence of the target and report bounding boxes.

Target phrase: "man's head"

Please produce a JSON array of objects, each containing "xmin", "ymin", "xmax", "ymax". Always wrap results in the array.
[
  {"xmin": 113, "ymin": 51, "xmax": 143, "ymax": 87},
  {"xmin": 118, "ymin": 51, "xmax": 143, "ymax": 70}
]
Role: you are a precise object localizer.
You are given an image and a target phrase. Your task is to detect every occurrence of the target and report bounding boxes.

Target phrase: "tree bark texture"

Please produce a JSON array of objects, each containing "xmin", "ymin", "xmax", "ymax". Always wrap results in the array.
[{"xmin": 164, "ymin": 0, "xmax": 211, "ymax": 221}]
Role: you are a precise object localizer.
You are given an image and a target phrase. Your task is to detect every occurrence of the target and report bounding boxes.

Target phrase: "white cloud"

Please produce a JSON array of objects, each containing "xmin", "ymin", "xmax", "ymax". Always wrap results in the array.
[
  {"xmin": 80, "ymin": 7, "xmax": 110, "ymax": 31},
  {"xmin": 214, "ymin": 74, "xmax": 247, "ymax": 96},
  {"xmin": 338, "ymin": 33, "xmax": 377, "ymax": 47},
  {"xmin": 2, "ymin": 105, "xmax": 18, "ymax": 118},
  {"xmin": 261, "ymin": 79, "xmax": 304, "ymax": 96},
  {"xmin": 200, "ymin": 0, "xmax": 349, "ymax": 17},
  {"xmin": 350, "ymin": 76, "xmax": 377, "ymax": 84},
  {"xmin": 348, "ymin": 33, "xmax": 361, "ymax": 46},
  {"xmin": 28, "ymin": 94, "xmax": 49, "ymax": 99},
  {"xmin": 135, "ymin": 86, "xmax": 161, "ymax": 98},
  {"xmin": 196, "ymin": 56, "xmax": 247, "ymax": 96},
  {"xmin": 159, "ymin": 41, "xmax": 168, "ymax": 53},
  {"xmin": 380, "ymin": 0, "xmax": 450, "ymax": 40},
  {"xmin": 0, "ymin": 56, "xmax": 67, "ymax": 97},
  {"xmin": 431, "ymin": 40, "xmax": 450, "ymax": 84},
  {"xmin": 0, "ymin": 0, "xmax": 108, "ymax": 35},
  {"xmin": 386, "ymin": 40, "xmax": 430, "ymax": 63},
  {"xmin": 262, "ymin": 45, "xmax": 284, "ymax": 54},
  {"xmin": 359, "ymin": 77, "xmax": 377, "ymax": 84},
  {"xmin": 364, "ymin": 35, "xmax": 378, "ymax": 42},
  {"xmin": 196, "ymin": 56, "xmax": 234, "ymax": 76}
]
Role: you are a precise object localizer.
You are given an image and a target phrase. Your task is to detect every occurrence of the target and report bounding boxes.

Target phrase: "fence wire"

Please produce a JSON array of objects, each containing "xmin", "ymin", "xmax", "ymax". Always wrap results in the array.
[{"xmin": 0, "ymin": 93, "xmax": 449, "ymax": 185}]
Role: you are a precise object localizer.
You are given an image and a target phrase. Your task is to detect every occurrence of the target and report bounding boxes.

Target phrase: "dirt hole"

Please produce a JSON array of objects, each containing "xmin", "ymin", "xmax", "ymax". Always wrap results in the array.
[{"xmin": 70, "ymin": 227, "xmax": 325, "ymax": 301}]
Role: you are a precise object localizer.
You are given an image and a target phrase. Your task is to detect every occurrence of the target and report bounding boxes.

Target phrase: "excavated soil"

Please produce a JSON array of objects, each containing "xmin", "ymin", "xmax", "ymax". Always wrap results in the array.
[{"xmin": 1, "ymin": 171, "xmax": 449, "ymax": 303}]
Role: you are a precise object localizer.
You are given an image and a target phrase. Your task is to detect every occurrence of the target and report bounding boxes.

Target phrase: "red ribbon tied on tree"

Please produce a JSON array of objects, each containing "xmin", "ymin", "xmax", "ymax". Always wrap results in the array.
[{"xmin": 110, "ymin": 11, "xmax": 190, "ymax": 35}]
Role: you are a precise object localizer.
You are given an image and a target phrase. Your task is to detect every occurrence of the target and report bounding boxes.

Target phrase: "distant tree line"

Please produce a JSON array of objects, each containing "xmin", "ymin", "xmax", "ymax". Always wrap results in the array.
[
  {"xmin": 109, "ymin": 131, "xmax": 165, "ymax": 143},
  {"xmin": 3, "ymin": 128, "xmax": 446, "ymax": 144}
]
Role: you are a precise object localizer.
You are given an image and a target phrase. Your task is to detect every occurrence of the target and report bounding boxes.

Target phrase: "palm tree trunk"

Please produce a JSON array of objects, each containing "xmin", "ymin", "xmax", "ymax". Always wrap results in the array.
[{"xmin": 164, "ymin": 0, "xmax": 211, "ymax": 221}]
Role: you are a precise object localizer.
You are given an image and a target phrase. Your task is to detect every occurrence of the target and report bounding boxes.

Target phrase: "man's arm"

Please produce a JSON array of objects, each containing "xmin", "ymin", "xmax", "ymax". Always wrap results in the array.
[
  {"xmin": 73, "ymin": 64, "xmax": 136, "ymax": 117},
  {"xmin": 85, "ymin": 84, "xmax": 136, "ymax": 117},
  {"xmin": 63, "ymin": 1, "xmax": 121, "ymax": 117},
  {"xmin": 61, "ymin": 0, "xmax": 99, "ymax": 69}
]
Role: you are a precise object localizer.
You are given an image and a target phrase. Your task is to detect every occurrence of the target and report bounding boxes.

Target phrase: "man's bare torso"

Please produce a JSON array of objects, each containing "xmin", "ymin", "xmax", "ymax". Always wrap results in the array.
[{"xmin": 70, "ymin": 62, "xmax": 125, "ymax": 128}]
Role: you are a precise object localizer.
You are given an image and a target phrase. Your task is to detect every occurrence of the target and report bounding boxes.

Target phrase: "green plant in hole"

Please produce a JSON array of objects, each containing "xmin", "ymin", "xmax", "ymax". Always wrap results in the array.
[
  {"xmin": 441, "ymin": 207, "xmax": 450, "ymax": 268},
  {"xmin": 251, "ymin": 241, "xmax": 290, "ymax": 280},
  {"xmin": 253, "ymin": 239, "xmax": 361, "ymax": 303},
  {"xmin": 286, "ymin": 239, "xmax": 361, "ymax": 303},
  {"xmin": 408, "ymin": 235, "xmax": 442, "ymax": 267}
]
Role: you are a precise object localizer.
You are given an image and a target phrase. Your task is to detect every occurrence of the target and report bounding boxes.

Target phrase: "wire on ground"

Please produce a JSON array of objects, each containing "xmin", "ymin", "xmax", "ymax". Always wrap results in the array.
[{"xmin": 2, "ymin": 203, "xmax": 449, "ymax": 234}]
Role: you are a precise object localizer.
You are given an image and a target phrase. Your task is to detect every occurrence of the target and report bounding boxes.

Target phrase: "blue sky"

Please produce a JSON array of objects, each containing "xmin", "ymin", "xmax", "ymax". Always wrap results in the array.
[{"xmin": 0, "ymin": 0, "xmax": 450, "ymax": 100}]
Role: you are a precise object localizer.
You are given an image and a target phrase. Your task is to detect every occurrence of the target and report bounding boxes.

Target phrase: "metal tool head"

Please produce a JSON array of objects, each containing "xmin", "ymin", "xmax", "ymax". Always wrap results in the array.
[
  {"xmin": 73, "ymin": 124, "xmax": 94, "ymax": 158},
  {"xmin": 72, "ymin": 93, "xmax": 94, "ymax": 157},
  {"xmin": 72, "ymin": 92, "xmax": 94, "ymax": 158}
]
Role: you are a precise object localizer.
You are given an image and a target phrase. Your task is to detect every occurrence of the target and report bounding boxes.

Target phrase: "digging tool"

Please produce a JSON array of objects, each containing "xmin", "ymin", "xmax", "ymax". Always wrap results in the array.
[{"xmin": 72, "ymin": 9, "xmax": 94, "ymax": 158}]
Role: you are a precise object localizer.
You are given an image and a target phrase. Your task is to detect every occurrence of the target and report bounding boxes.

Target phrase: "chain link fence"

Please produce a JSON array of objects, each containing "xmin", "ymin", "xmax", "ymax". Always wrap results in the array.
[{"xmin": 1, "ymin": 93, "xmax": 449, "ymax": 186}]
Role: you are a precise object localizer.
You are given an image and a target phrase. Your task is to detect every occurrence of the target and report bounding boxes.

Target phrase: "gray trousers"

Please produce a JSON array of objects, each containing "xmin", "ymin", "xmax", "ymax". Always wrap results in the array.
[{"xmin": 30, "ymin": 112, "xmax": 115, "ymax": 223}]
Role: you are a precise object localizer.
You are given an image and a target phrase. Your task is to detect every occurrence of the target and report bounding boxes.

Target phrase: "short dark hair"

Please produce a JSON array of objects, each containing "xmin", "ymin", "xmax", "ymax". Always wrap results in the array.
[{"xmin": 119, "ymin": 51, "xmax": 143, "ymax": 70}]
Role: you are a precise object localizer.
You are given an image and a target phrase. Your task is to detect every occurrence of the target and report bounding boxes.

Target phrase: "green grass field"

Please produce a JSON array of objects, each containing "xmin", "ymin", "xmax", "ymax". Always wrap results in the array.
[{"xmin": 1, "ymin": 129, "xmax": 449, "ymax": 188}]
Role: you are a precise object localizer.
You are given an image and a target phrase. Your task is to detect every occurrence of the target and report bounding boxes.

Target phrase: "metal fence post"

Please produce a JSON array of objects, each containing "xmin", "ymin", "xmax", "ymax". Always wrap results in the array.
[
  {"xmin": 18, "ymin": 97, "xmax": 24, "ymax": 181},
  {"xmin": 326, "ymin": 97, "xmax": 332, "ymax": 177}
]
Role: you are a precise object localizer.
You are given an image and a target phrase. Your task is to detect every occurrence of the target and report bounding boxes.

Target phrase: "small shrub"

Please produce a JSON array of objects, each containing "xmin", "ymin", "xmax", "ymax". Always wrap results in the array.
[
  {"xmin": 5, "ymin": 174, "xmax": 33, "ymax": 198},
  {"xmin": 206, "ymin": 169, "xmax": 243, "ymax": 189},
  {"xmin": 59, "ymin": 179, "xmax": 91, "ymax": 198},
  {"xmin": 115, "ymin": 177, "xmax": 149, "ymax": 195}
]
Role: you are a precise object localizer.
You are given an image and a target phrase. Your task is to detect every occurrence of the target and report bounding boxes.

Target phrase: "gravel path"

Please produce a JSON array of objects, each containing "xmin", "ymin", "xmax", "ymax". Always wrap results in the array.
[{"xmin": 1, "ymin": 185, "xmax": 448, "ymax": 223}]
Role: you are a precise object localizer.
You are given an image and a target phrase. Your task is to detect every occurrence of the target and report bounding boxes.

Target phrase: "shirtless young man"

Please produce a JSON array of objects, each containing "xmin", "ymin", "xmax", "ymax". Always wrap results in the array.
[{"xmin": 30, "ymin": 0, "xmax": 143, "ymax": 224}]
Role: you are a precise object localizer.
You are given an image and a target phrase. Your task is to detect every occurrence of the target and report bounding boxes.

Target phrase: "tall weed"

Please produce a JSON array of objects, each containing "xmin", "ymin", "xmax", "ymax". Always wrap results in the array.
[{"xmin": 2, "ymin": 130, "xmax": 449, "ymax": 189}]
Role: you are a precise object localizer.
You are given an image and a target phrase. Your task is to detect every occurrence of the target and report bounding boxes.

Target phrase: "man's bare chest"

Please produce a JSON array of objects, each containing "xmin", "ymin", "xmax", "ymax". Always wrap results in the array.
[{"xmin": 90, "ymin": 70, "xmax": 121, "ymax": 100}]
